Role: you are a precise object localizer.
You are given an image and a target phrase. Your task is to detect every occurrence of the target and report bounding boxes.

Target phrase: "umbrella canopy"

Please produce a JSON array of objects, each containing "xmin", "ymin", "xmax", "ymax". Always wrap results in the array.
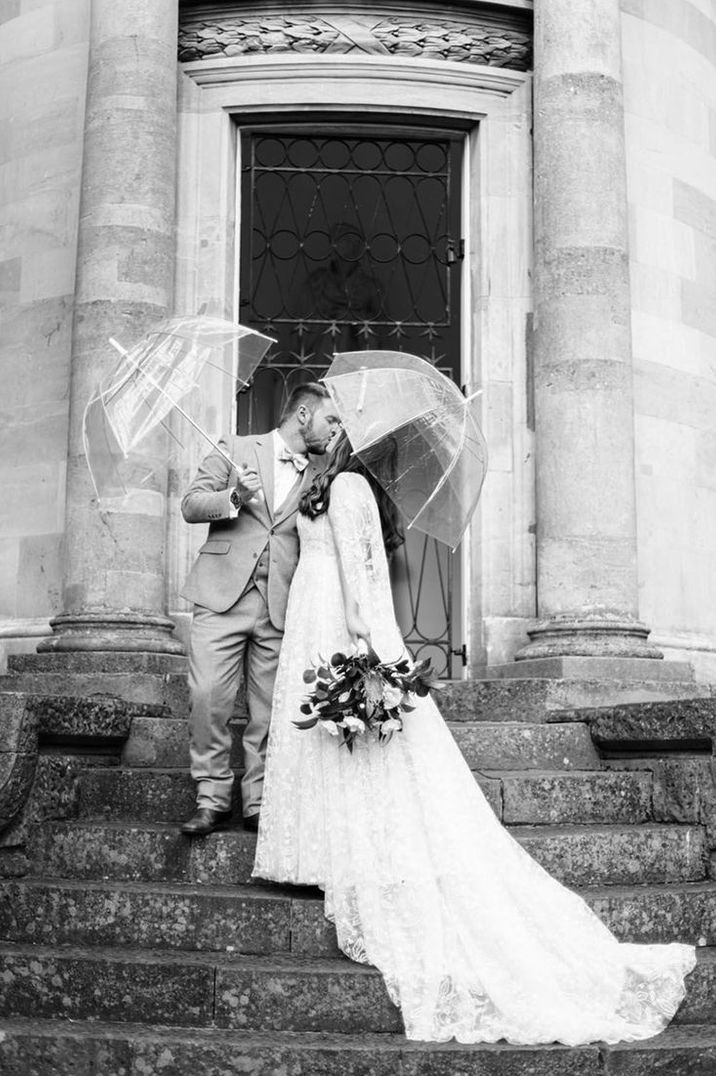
[
  {"xmin": 83, "ymin": 316, "xmax": 274, "ymax": 501},
  {"xmin": 324, "ymin": 350, "xmax": 488, "ymax": 549}
]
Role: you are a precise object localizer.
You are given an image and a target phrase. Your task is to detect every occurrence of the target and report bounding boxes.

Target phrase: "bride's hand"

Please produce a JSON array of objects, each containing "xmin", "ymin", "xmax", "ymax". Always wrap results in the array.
[{"xmin": 346, "ymin": 604, "xmax": 372, "ymax": 650}]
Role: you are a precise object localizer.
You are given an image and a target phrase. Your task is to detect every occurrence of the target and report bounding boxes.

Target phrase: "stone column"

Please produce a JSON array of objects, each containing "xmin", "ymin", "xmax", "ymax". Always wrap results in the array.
[
  {"xmin": 40, "ymin": 0, "xmax": 184, "ymax": 654},
  {"xmin": 517, "ymin": 0, "xmax": 660, "ymax": 660}
]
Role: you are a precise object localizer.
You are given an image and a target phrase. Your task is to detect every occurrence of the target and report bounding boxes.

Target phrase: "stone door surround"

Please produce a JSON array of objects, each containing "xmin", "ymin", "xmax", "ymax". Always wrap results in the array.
[{"xmin": 172, "ymin": 1, "xmax": 534, "ymax": 667}]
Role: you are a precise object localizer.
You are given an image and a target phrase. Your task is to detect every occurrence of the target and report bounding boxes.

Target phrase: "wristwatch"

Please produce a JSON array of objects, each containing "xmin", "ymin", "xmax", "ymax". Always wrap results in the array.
[{"xmin": 230, "ymin": 488, "xmax": 241, "ymax": 510}]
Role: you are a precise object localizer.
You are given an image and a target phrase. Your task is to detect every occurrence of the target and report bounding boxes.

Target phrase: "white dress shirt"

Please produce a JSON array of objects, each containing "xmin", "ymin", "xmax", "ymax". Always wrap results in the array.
[
  {"xmin": 272, "ymin": 429, "xmax": 306, "ymax": 512},
  {"xmin": 230, "ymin": 430, "xmax": 307, "ymax": 519}
]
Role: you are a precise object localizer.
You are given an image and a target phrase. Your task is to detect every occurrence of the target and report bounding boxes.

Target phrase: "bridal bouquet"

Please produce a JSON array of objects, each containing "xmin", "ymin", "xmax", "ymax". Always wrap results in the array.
[{"xmin": 294, "ymin": 647, "xmax": 438, "ymax": 751}]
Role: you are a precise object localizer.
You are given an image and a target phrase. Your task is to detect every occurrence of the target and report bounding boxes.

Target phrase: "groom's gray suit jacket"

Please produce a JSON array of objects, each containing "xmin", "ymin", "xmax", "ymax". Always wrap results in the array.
[{"xmin": 180, "ymin": 432, "xmax": 321, "ymax": 629}]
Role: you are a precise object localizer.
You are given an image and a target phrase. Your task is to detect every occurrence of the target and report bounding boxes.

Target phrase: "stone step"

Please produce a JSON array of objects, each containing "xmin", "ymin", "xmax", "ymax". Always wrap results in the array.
[
  {"xmin": 1, "ymin": 1018, "xmax": 716, "ymax": 1076},
  {"xmin": 3, "ymin": 669, "xmax": 707, "ymax": 728},
  {"xmin": 439, "ymin": 678, "xmax": 711, "ymax": 724},
  {"xmin": 33, "ymin": 819, "xmax": 708, "ymax": 888},
  {"xmin": 80, "ymin": 717, "xmax": 602, "ymax": 773},
  {"xmin": 1, "ymin": 877, "xmax": 715, "ymax": 954},
  {"xmin": 449, "ymin": 721, "xmax": 600, "ymax": 770},
  {"xmin": 484, "ymin": 657, "xmax": 696, "ymax": 682},
  {"xmin": 0, "ymin": 671, "xmax": 191, "ymax": 719},
  {"xmin": 495, "ymin": 769, "xmax": 653, "ymax": 825},
  {"xmin": 239, "ymin": 720, "xmax": 603, "ymax": 773},
  {"xmin": 34, "ymin": 820, "xmax": 258, "ymax": 886},
  {"xmin": 0, "ymin": 943, "xmax": 401, "ymax": 1032},
  {"xmin": 603, "ymin": 756, "xmax": 715, "ymax": 838},
  {"xmin": 512, "ymin": 824, "xmax": 707, "ymax": 886},
  {"xmin": 80, "ymin": 759, "xmax": 387, "ymax": 822},
  {"xmin": 79, "ymin": 767, "xmax": 201, "ymax": 822},
  {"xmin": 73, "ymin": 761, "xmax": 501, "ymax": 826},
  {"xmin": 77, "ymin": 763, "xmax": 652, "ymax": 827},
  {"xmin": 6, "ymin": 653, "xmax": 189, "ymax": 676},
  {"xmin": 1, "ymin": 653, "xmax": 191, "ymax": 725},
  {"xmin": 21, "ymin": 693, "xmax": 169, "ymax": 749},
  {"xmin": 577, "ymin": 697, "xmax": 716, "ymax": 752},
  {"xmin": 0, "ymin": 877, "xmax": 296, "ymax": 955},
  {"xmin": 0, "ymin": 942, "xmax": 711, "ymax": 1032},
  {"xmin": 681, "ymin": 948, "xmax": 716, "ymax": 1025},
  {"xmin": 582, "ymin": 881, "xmax": 716, "ymax": 947}
]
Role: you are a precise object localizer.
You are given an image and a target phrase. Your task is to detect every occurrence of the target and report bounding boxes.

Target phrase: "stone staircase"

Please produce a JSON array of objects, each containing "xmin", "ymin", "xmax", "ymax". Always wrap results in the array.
[{"xmin": 1, "ymin": 655, "xmax": 716, "ymax": 1073}]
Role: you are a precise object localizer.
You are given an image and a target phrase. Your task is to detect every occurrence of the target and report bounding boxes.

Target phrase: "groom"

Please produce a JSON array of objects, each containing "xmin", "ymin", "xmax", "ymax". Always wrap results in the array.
[{"xmin": 179, "ymin": 383, "xmax": 341, "ymax": 836}]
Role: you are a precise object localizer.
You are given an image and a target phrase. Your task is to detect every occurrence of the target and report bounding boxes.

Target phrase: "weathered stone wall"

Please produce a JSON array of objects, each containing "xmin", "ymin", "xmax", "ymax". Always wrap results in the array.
[
  {"xmin": 622, "ymin": 0, "xmax": 716, "ymax": 679},
  {"xmin": 0, "ymin": 0, "xmax": 90, "ymax": 668}
]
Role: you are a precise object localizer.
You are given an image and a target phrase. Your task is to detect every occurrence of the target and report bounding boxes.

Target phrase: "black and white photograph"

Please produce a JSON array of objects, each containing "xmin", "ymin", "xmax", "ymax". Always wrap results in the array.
[{"xmin": 0, "ymin": 0, "xmax": 715, "ymax": 1072}]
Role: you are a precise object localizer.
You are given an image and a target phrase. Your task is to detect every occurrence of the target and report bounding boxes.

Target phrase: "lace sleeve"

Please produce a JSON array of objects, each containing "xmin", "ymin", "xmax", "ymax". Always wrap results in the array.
[{"xmin": 327, "ymin": 472, "xmax": 390, "ymax": 604}]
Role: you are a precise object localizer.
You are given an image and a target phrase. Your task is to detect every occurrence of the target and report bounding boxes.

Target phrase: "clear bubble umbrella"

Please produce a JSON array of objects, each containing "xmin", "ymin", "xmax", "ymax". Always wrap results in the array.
[
  {"xmin": 324, "ymin": 350, "xmax": 488, "ymax": 550},
  {"xmin": 82, "ymin": 315, "xmax": 274, "ymax": 502}
]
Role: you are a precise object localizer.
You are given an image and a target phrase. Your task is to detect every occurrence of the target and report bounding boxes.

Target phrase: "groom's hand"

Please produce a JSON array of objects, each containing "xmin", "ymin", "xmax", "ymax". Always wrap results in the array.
[{"xmin": 235, "ymin": 465, "xmax": 262, "ymax": 504}]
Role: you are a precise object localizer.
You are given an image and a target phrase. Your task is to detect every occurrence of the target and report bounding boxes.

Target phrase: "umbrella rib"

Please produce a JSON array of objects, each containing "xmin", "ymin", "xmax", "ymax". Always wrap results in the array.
[
  {"xmin": 196, "ymin": 354, "xmax": 251, "ymax": 383},
  {"xmin": 107, "ymin": 339, "xmax": 242, "ymax": 473},
  {"xmin": 405, "ymin": 410, "xmax": 466, "ymax": 531},
  {"xmin": 343, "ymin": 406, "xmax": 440, "ymax": 456}
]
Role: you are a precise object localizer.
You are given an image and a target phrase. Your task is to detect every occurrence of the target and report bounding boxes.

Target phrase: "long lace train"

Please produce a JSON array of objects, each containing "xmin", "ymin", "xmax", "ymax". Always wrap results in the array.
[{"xmin": 253, "ymin": 472, "xmax": 695, "ymax": 1045}]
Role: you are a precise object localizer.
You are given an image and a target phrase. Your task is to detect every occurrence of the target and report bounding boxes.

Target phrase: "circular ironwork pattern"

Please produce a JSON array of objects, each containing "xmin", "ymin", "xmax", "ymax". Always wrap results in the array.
[
  {"xmin": 178, "ymin": 11, "xmax": 532, "ymax": 70},
  {"xmin": 242, "ymin": 133, "xmax": 458, "ymax": 350},
  {"xmin": 235, "ymin": 127, "xmax": 466, "ymax": 675}
]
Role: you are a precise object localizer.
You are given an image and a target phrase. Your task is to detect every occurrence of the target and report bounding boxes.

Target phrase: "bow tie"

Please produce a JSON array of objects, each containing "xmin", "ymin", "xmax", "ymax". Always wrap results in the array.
[{"xmin": 278, "ymin": 446, "xmax": 309, "ymax": 472}]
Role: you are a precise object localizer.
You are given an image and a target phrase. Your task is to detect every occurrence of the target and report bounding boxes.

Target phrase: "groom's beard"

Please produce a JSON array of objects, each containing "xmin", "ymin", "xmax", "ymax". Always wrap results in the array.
[{"xmin": 302, "ymin": 417, "xmax": 330, "ymax": 455}]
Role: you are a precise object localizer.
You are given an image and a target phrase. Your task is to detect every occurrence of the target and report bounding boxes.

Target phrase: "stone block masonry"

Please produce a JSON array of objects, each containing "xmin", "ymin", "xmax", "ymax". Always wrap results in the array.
[
  {"xmin": 0, "ymin": 0, "xmax": 89, "ymax": 662},
  {"xmin": 622, "ymin": 0, "xmax": 716, "ymax": 674}
]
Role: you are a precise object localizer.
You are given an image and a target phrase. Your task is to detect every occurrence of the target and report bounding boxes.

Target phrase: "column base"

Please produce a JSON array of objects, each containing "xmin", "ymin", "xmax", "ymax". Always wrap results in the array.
[
  {"xmin": 515, "ymin": 613, "xmax": 663, "ymax": 662},
  {"xmin": 36, "ymin": 612, "xmax": 186, "ymax": 656},
  {"xmin": 482, "ymin": 656, "xmax": 694, "ymax": 682}
]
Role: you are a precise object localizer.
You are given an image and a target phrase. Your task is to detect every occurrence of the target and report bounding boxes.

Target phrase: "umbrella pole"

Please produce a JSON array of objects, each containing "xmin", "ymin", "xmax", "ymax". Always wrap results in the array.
[{"xmin": 108, "ymin": 338, "xmax": 242, "ymax": 473}]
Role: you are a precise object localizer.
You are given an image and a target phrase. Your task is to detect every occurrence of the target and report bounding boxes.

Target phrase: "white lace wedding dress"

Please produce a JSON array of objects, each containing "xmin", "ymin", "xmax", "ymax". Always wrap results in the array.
[{"xmin": 253, "ymin": 472, "xmax": 695, "ymax": 1045}]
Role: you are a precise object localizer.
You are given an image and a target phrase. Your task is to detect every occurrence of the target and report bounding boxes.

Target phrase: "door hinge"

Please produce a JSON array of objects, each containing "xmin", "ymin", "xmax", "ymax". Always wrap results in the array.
[
  {"xmin": 446, "ymin": 238, "xmax": 465, "ymax": 265},
  {"xmin": 451, "ymin": 643, "xmax": 468, "ymax": 667}
]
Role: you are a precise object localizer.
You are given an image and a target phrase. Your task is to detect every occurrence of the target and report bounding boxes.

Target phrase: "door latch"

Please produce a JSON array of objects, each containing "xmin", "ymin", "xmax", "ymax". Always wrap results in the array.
[{"xmin": 446, "ymin": 238, "xmax": 465, "ymax": 265}]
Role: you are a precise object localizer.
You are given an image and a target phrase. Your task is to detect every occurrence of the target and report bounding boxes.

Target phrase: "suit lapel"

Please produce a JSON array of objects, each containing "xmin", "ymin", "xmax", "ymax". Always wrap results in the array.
[{"xmin": 253, "ymin": 436, "xmax": 275, "ymax": 523}]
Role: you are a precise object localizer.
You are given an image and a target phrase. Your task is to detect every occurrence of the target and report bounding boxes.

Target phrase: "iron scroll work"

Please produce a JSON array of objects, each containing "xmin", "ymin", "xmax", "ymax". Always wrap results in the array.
[{"xmin": 238, "ymin": 129, "xmax": 465, "ymax": 676}]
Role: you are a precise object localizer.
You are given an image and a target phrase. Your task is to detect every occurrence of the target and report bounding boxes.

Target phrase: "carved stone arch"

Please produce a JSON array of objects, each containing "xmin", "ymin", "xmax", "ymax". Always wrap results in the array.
[{"xmin": 178, "ymin": 2, "xmax": 532, "ymax": 70}]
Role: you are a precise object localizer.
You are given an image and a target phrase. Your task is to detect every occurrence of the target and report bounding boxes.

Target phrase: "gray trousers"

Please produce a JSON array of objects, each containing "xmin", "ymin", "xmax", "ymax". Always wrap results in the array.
[{"xmin": 187, "ymin": 585, "xmax": 282, "ymax": 816}]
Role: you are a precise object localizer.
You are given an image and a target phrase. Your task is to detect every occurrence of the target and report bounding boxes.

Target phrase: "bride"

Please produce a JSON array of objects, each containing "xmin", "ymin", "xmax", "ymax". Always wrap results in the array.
[{"xmin": 252, "ymin": 429, "xmax": 695, "ymax": 1046}]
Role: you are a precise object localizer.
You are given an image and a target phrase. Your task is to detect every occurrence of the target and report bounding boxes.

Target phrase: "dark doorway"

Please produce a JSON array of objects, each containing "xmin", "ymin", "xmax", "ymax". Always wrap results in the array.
[{"xmin": 237, "ymin": 121, "xmax": 465, "ymax": 676}]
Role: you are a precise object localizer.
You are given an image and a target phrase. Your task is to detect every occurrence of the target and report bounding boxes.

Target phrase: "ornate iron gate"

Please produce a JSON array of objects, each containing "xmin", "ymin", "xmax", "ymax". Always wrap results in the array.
[{"xmin": 237, "ymin": 124, "xmax": 464, "ymax": 676}]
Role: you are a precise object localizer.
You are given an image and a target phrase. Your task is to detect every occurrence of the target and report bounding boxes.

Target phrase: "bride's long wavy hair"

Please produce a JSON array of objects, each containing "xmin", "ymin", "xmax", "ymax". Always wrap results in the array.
[{"xmin": 299, "ymin": 429, "xmax": 405, "ymax": 554}]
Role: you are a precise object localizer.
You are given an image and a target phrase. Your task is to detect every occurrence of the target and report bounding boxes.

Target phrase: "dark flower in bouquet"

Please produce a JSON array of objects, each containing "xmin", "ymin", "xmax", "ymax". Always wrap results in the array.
[{"xmin": 294, "ymin": 647, "xmax": 439, "ymax": 751}]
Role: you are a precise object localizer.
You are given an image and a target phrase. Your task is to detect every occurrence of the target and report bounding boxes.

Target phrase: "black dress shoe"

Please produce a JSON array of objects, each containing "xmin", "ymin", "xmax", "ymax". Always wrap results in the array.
[
  {"xmin": 242, "ymin": 813, "xmax": 260, "ymax": 833},
  {"xmin": 181, "ymin": 808, "xmax": 232, "ymax": 836}
]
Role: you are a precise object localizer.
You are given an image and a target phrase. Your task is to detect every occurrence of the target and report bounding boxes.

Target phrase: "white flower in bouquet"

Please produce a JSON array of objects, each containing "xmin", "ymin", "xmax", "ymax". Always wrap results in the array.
[
  {"xmin": 381, "ymin": 716, "xmax": 402, "ymax": 734},
  {"xmin": 382, "ymin": 682, "xmax": 403, "ymax": 710},
  {"xmin": 321, "ymin": 720, "xmax": 340, "ymax": 737},
  {"xmin": 343, "ymin": 715, "xmax": 366, "ymax": 734}
]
